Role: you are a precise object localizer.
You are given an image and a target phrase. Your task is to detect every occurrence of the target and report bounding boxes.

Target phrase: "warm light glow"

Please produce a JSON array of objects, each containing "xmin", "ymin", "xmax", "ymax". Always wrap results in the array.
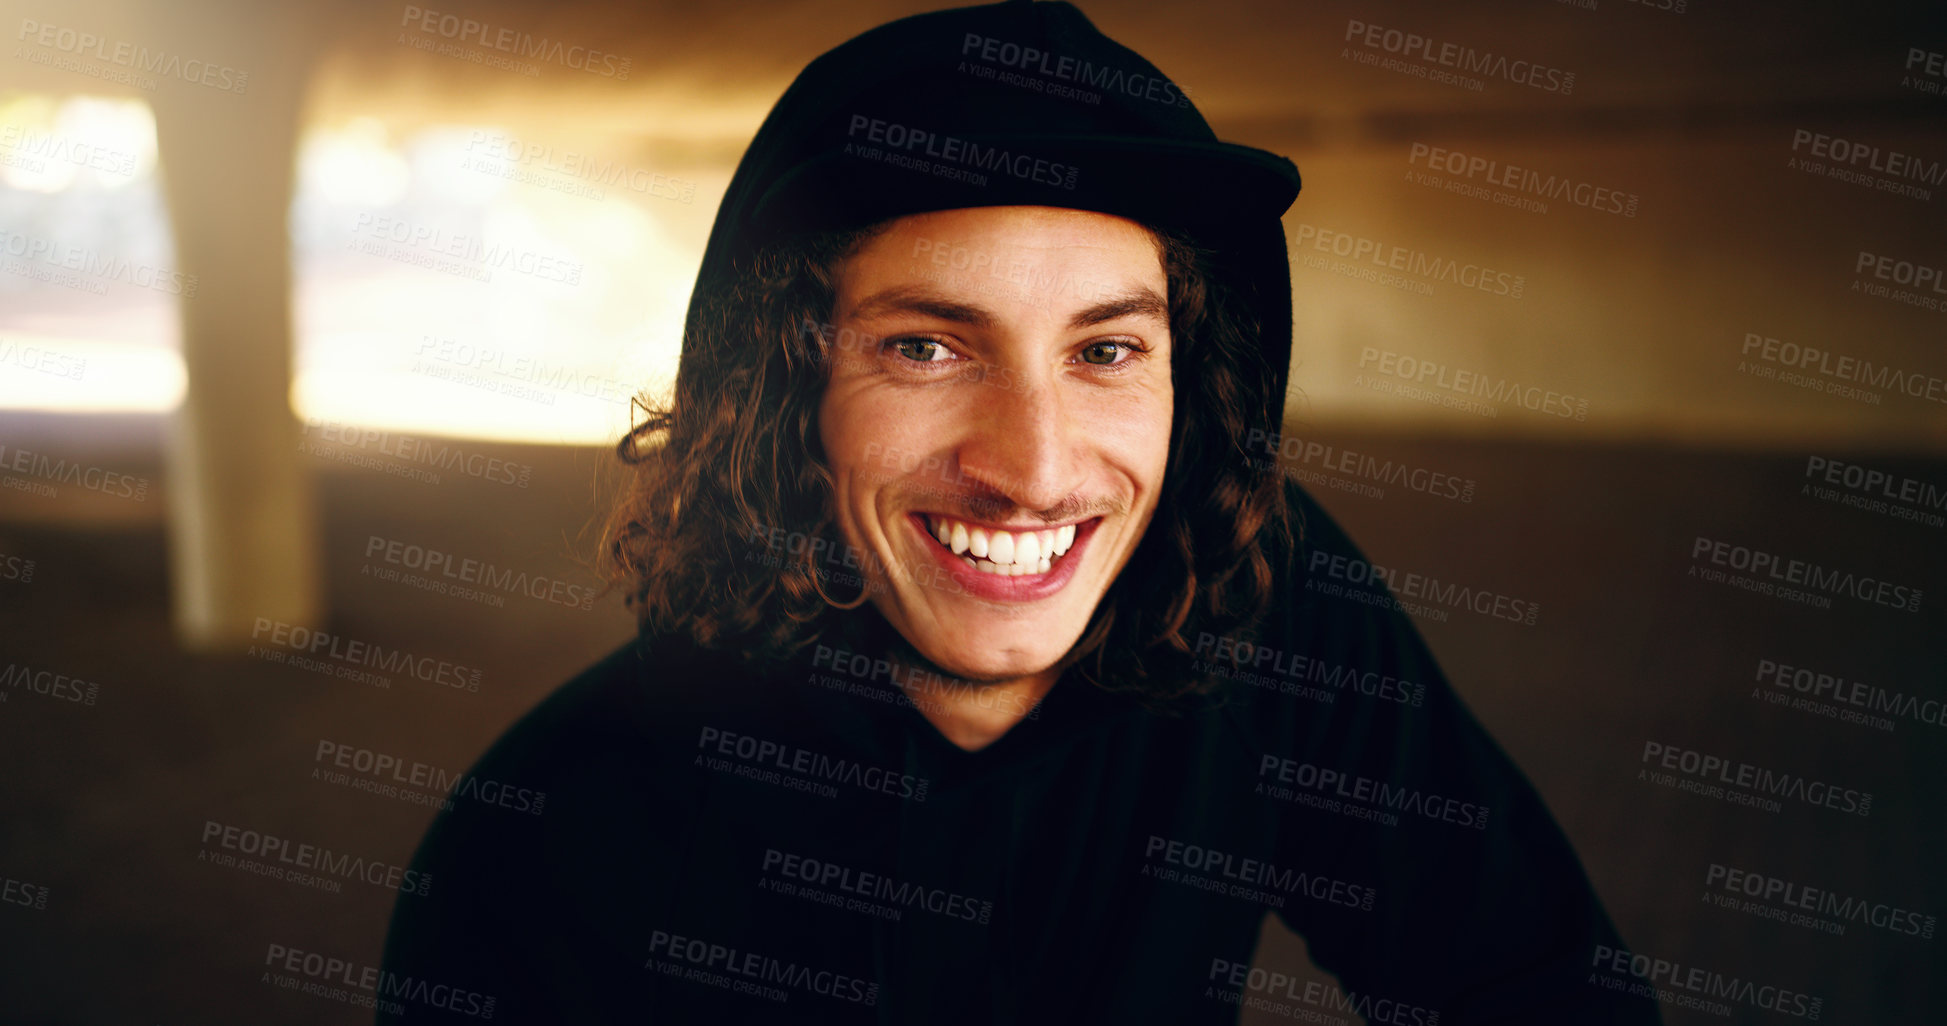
[
  {"xmin": 0, "ymin": 93, "xmax": 157, "ymax": 194},
  {"xmin": 291, "ymin": 361, "xmax": 671, "ymax": 446},
  {"xmin": 290, "ymin": 118, "xmax": 716, "ymax": 445},
  {"xmin": 0, "ymin": 335, "xmax": 184, "ymax": 412},
  {"xmin": 297, "ymin": 117, "xmax": 412, "ymax": 207},
  {"xmin": 0, "ymin": 92, "xmax": 178, "ymax": 415}
]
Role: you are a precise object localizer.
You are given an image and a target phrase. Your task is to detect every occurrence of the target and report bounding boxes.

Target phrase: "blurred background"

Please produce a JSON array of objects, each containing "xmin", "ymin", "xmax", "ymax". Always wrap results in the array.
[{"xmin": 1, "ymin": 0, "xmax": 1942, "ymax": 1022}]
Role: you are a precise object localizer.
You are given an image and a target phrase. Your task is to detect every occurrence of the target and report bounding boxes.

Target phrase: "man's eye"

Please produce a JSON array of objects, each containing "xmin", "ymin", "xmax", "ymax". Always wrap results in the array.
[
  {"xmin": 1080, "ymin": 341, "xmax": 1131, "ymax": 366},
  {"xmin": 892, "ymin": 337, "xmax": 952, "ymax": 363}
]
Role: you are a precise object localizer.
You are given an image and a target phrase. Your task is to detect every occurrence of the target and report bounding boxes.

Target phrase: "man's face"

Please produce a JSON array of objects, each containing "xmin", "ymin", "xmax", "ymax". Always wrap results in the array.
[{"xmin": 818, "ymin": 205, "xmax": 1174, "ymax": 683}]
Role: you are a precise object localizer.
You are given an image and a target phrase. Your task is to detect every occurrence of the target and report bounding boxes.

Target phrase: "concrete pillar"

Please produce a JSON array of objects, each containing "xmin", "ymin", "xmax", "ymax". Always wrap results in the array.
[{"xmin": 150, "ymin": 3, "xmax": 322, "ymax": 649}]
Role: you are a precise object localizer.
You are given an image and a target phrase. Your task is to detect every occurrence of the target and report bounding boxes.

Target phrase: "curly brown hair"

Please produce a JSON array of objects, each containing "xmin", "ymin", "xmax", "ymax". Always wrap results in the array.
[{"xmin": 599, "ymin": 214, "xmax": 1296, "ymax": 702}]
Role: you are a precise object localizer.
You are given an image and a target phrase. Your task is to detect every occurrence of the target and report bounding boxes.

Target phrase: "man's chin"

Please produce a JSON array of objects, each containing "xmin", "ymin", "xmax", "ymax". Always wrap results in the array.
[
  {"xmin": 865, "ymin": 597, "xmax": 1082, "ymax": 686},
  {"xmin": 901, "ymin": 636, "xmax": 1073, "ymax": 688}
]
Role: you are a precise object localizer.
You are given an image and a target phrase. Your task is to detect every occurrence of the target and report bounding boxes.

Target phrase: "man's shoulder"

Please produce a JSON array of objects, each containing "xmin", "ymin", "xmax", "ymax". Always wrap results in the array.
[
  {"xmin": 1266, "ymin": 472, "xmax": 1393, "ymax": 633},
  {"xmin": 380, "ymin": 634, "xmax": 732, "ymax": 998},
  {"xmin": 1216, "ymin": 475, "xmax": 1451, "ymax": 744},
  {"xmin": 1279, "ymin": 472, "xmax": 1363, "ymax": 566},
  {"xmin": 462, "ymin": 631, "xmax": 720, "ymax": 790},
  {"xmin": 394, "ymin": 632, "xmax": 731, "ymax": 892}
]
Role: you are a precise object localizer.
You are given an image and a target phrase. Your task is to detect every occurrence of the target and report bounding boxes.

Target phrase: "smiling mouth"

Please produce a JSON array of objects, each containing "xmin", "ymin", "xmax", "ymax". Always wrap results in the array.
[{"xmin": 921, "ymin": 514, "xmax": 1082, "ymax": 577}]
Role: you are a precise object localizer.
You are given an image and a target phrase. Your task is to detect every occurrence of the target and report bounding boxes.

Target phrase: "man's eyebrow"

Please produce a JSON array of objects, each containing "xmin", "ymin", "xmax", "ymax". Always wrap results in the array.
[
  {"xmin": 844, "ymin": 284, "xmax": 1170, "ymax": 330},
  {"xmin": 846, "ymin": 286, "xmax": 994, "ymax": 329},
  {"xmin": 1069, "ymin": 286, "xmax": 1168, "ymax": 329}
]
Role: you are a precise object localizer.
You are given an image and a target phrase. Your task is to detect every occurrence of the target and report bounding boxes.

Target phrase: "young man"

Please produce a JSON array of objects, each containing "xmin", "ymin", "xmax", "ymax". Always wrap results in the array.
[{"xmin": 381, "ymin": 3, "xmax": 1660, "ymax": 1023}]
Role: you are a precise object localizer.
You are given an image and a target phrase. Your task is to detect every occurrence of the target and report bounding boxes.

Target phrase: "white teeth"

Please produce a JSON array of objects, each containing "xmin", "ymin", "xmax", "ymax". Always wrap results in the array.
[
  {"xmin": 987, "ymin": 529, "xmax": 1015, "ymax": 566},
  {"xmin": 927, "ymin": 516, "xmax": 1082, "ymax": 577},
  {"xmin": 1015, "ymin": 530, "xmax": 1040, "ymax": 567}
]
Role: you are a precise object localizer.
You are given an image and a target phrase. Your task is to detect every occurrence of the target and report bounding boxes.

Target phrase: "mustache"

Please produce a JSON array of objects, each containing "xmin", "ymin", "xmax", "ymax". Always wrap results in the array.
[{"xmin": 912, "ymin": 491, "xmax": 1125, "ymax": 526}]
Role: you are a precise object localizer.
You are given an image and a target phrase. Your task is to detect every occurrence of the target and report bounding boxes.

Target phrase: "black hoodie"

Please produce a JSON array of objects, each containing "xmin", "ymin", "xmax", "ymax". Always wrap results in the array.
[{"xmin": 378, "ymin": 3, "xmax": 1661, "ymax": 1024}]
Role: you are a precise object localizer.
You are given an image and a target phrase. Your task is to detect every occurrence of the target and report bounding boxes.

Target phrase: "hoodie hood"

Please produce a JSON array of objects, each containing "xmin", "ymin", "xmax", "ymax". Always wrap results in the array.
[{"xmin": 681, "ymin": 0, "xmax": 1304, "ymax": 398}]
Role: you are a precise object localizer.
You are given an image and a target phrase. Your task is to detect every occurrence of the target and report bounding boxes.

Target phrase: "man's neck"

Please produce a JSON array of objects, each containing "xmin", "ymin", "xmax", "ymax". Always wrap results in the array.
[{"xmin": 900, "ymin": 659, "xmax": 1058, "ymax": 752}]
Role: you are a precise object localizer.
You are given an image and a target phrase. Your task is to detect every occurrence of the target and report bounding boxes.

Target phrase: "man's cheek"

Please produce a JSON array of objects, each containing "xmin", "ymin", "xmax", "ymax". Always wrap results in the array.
[
  {"xmin": 1112, "ymin": 380, "xmax": 1177, "ymax": 477},
  {"xmin": 820, "ymin": 385, "xmax": 897, "ymax": 478}
]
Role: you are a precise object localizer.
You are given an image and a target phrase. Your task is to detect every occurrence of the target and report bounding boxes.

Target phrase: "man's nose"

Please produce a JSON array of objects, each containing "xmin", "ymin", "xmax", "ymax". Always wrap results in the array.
[{"xmin": 955, "ymin": 369, "xmax": 1083, "ymax": 513}]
